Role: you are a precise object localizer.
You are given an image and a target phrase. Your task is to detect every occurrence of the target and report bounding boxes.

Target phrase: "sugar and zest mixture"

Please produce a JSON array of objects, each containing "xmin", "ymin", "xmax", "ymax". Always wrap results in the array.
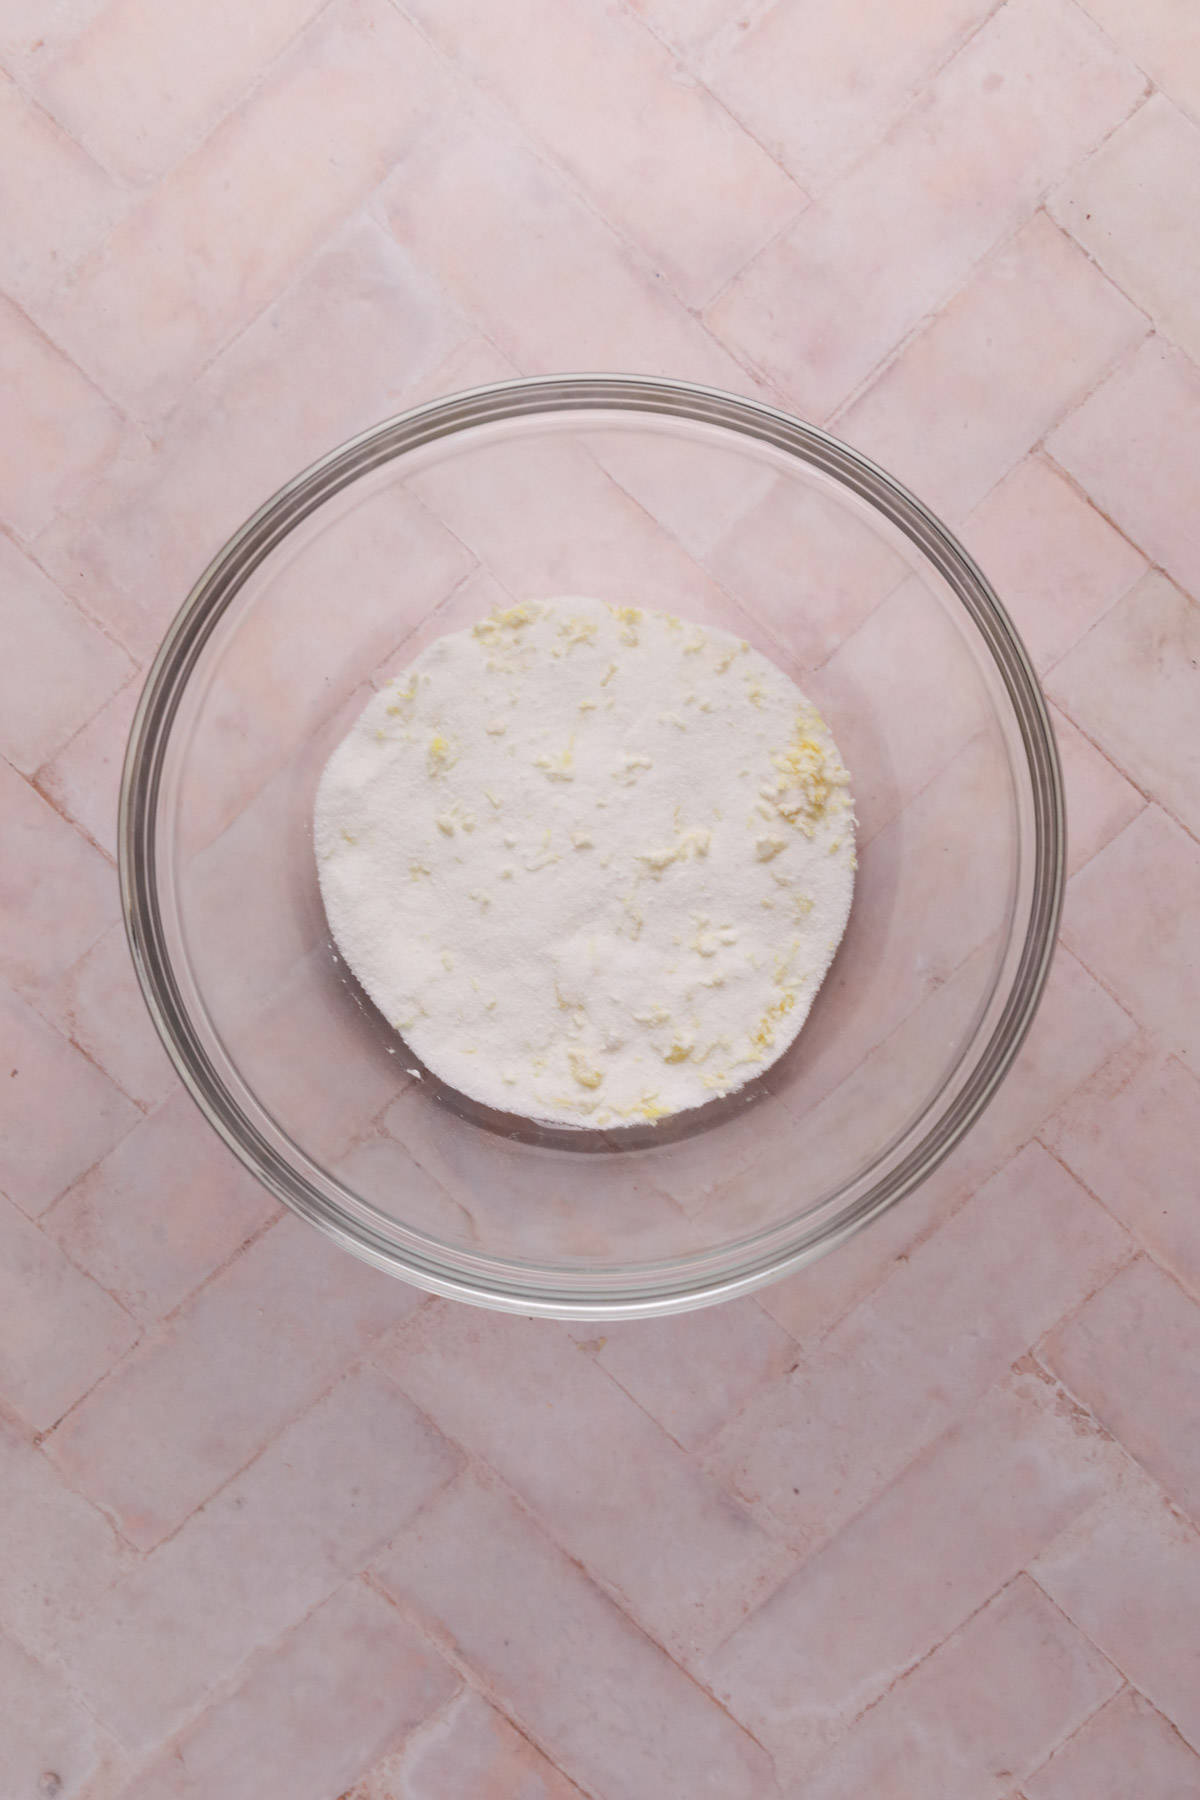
[{"xmin": 315, "ymin": 598, "xmax": 855, "ymax": 1126}]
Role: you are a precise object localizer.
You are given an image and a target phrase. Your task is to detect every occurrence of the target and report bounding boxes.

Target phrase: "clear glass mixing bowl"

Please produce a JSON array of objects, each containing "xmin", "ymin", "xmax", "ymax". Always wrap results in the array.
[{"xmin": 120, "ymin": 375, "xmax": 1063, "ymax": 1319}]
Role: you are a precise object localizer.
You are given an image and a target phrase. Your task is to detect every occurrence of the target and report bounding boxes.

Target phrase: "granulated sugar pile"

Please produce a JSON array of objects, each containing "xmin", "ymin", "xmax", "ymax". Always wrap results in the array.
[{"xmin": 315, "ymin": 598, "xmax": 855, "ymax": 1127}]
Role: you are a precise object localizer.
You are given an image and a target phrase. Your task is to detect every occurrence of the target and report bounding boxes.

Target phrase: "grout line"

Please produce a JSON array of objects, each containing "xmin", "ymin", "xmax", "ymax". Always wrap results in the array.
[
  {"xmin": 1, "ymin": 288, "xmax": 134, "ymax": 432},
  {"xmin": 611, "ymin": 0, "xmax": 814, "ymax": 207},
  {"xmin": 371, "ymin": 1452, "xmax": 789, "ymax": 1787},
  {"xmin": 381, "ymin": 0, "xmax": 793, "ymax": 405}
]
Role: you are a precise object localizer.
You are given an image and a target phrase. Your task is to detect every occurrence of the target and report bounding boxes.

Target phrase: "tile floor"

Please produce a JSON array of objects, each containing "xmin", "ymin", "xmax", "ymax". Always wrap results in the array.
[{"xmin": 2, "ymin": 0, "xmax": 1200, "ymax": 1794}]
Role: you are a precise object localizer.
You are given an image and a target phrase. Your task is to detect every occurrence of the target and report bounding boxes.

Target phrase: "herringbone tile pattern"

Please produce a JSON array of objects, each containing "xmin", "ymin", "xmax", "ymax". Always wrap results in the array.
[{"xmin": 3, "ymin": 2, "xmax": 1199, "ymax": 1794}]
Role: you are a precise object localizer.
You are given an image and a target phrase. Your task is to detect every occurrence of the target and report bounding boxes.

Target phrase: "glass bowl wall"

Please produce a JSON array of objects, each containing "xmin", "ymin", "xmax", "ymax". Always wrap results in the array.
[{"xmin": 121, "ymin": 376, "xmax": 1063, "ymax": 1318}]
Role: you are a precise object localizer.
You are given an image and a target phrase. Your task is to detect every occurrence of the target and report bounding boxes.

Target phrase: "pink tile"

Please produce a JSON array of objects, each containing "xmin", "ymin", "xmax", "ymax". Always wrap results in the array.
[
  {"xmin": 625, "ymin": 1080, "xmax": 793, "ymax": 1215},
  {"xmin": 0, "ymin": 1191, "xmax": 137, "ymax": 1432},
  {"xmin": 1070, "ymin": 0, "xmax": 1200, "ymax": 134},
  {"xmin": 0, "ymin": 534, "xmax": 130, "ymax": 777},
  {"xmin": 0, "ymin": 983, "xmax": 137, "ymax": 1216},
  {"xmin": 0, "ymin": 1630, "xmax": 102, "ymax": 1800},
  {"xmin": 407, "ymin": 430, "xmax": 755, "ymax": 637},
  {"xmin": 1043, "ymin": 1044, "xmax": 1200, "ymax": 1299},
  {"xmin": 37, "ymin": 0, "xmax": 454, "ymax": 418},
  {"xmin": 0, "ymin": 69, "xmax": 124, "ymax": 315},
  {"xmin": 1033, "ymin": 1469, "xmax": 1200, "ymax": 1751},
  {"xmin": 332, "ymin": 1131, "xmax": 479, "ymax": 1250},
  {"xmin": 231, "ymin": 949, "xmax": 411, "ymax": 1166},
  {"xmin": 59, "ymin": 1364, "xmax": 459, "ymax": 1751},
  {"xmin": 704, "ymin": 0, "xmax": 994, "ymax": 191},
  {"xmin": 960, "ymin": 455, "xmax": 1147, "ymax": 674},
  {"xmin": 703, "ymin": 472, "xmax": 909, "ymax": 672},
  {"xmin": 184, "ymin": 482, "xmax": 474, "ymax": 851},
  {"xmin": 0, "ymin": 1413, "xmax": 132, "ymax": 1664},
  {"xmin": 1042, "ymin": 1256, "xmax": 1200, "ymax": 1523},
  {"xmin": 736, "ymin": 732, "xmax": 1016, "ymax": 1125},
  {"xmin": 375, "ymin": 98, "xmax": 763, "ymax": 393},
  {"xmin": 367, "ymin": 564, "xmax": 513, "ymax": 678},
  {"xmin": 1052, "ymin": 95, "xmax": 1200, "ymax": 367},
  {"xmin": 119, "ymin": 1580, "xmax": 458, "ymax": 1800},
  {"xmin": 381, "ymin": 1072, "xmax": 698, "ymax": 1266},
  {"xmin": 180, "ymin": 764, "xmax": 328, "ymax": 1032},
  {"xmin": 348, "ymin": 1689, "xmax": 584, "ymax": 1800},
  {"xmin": 928, "ymin": 946, "xmax": 1136, "ymax": 1191},
  {"xmin": 623, "ymin": 0, "xmax": 749, "ymax": 59},
  {"xmin": 33, "ymin": 0, "xmax": 329, "ymax": 183},
  {"xmin": 44, "ymin": 1087, "xmax": 277, "ymax": 1323},
  {"xmin": 1049, "ymin": 571, "xmax": 1200, "ymax": 838},
  {"xmin": 1050, "ymin": 705, "xmax": 1146, "ymax": 876},
  {"xmin": 1063, "ymin": 807, "xmax": 1200, "ymax": 1076},
  {"xmin": 34, "ymin": 676, "xmax": 140, "ymax": 860},
  {"xmin": 372, "ymin": 1469, "xmax": 777, "ymax": 1800},
  {"xmin": 0, "ymin": 1, "xmax": 108, "ymax": 78},
  {"xmin": 590, "ymin": 431, "xmax": 777, "ymax": 564},
  {"xmin": 836, "ymin": 214, "xmax": 1146, "ymax": 519},
  {"xmin": 35, "ymin": 217, "xmax": 478, "ymax": 664},
  {"xmin": 704, "ymin": 1367, "xmax": 1124, "ymax": 1781},
  {"xmin": 1048, "ymin": 337, "xmax": 1200, "ymax": 599},
  {"xmin": 707, "ymin": 1143, "xmax": 1129, "ymax": 1551},
  {"xmin": 375, "ymin": 1303, "xmax": 792, "ymax": 1662},
  {"xmin": 1025, "ymin": 1687, "xmax": 1200, "ymax": 1800},
  {"xmin": 46, "ymin": 1215, "xmax": 420, "ymax": 1548},
  {"xmin": 43, "ymin": 922, "xmax": 177, "ymax": 1112},
  {"xmin": 710, "ymin": 0, "xmax": 1142, "ymax": 418},
  {"xmin": 0, "ymin": 297, "xmax": 123, "ymax": 540},
  {"xmin": 759, "ymin": 944, "xmax": 1136, "ymax": 1343},
  {"xmin": 405, "ymin": 0, "xmax": 802, "ymax": 307},
  {"xmin": 583, "ymin": 1298, "xmax": 795, "ymax": 1452},
  {"xmin": 0, "ymin": 759, "xmax": 120, "ymax": 1007},
  {"xmin": 812, "ymin": 576, "xmax": 991, "ymax": 839},
  {"xmin": 799, "ymin": 1575, "xmax": 1120, "ymax": 1800}
]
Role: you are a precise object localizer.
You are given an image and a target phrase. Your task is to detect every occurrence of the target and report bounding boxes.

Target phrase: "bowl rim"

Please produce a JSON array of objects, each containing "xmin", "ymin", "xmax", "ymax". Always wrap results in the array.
[{"xmin": 119, "ymin": 372, "xmax": 1065, "ymax": 1319}]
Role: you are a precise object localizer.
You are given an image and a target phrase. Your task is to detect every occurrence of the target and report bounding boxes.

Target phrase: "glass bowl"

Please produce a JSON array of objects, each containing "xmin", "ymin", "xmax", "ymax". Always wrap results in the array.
[{"xmin": 120, "ymin": 375, "xmax": 1063, "ymax": 1319}]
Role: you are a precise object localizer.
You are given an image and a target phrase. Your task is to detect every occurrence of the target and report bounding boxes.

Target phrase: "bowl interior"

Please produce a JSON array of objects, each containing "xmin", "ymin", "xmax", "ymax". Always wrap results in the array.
[{"xmin": 129, "ymin": 384, "xmax": 1058, "ymax": 1315}]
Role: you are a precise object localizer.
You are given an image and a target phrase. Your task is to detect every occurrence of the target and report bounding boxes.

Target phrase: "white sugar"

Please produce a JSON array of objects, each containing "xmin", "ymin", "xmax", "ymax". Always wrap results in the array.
[{"xmin": 315, "ymin": 598, "xmax": 855, "ymax": 1127}]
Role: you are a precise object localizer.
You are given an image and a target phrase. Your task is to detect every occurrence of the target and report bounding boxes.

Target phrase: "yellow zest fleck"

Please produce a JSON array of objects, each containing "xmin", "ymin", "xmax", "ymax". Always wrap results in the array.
[
  {"xmin": 385, "ymin": 674, "xmax": 418, "ymax": 715},
  {"xmin": 755, "ymin": 834, "xmax": 787, "ymax": 862},
  {"xmin": 441, "ymin": 951, "xmax": 454, "ymax": 972},
  {"xmin": 612, "ymin": 752, "xmax": 653, "ymax": 786},
  {"xmin": 600, "ymin": 662, "xmax": 619, "ymax": 687},
  {"xmin": 567, "ymin": 1049, "xmax": 604, "ymax": 1090},
  {"xmin": 636, "ymin": 827, "xmax": 712, "ymax": 876},
  {"xmin": 610, "ymin": 605, "xmax": 642, "ymax": 646},
  {"xmin": 633, "ymin": 1002, "xmax": 671, "ymax": 1027},
  {"xmin": 762, "ymin": 711, "xmax": 848, "ymax": 836},
  {"xmin": 534, "ymin": 739, "xmax": 575, "ymax": 782},
  {"xmin": 749, "ymin": 990, "xmax": 797, "ymax": 1054},
  {"xmin": 635, "ymin": 1092, "xmax": 668, "ymax": 1122},
  {"xmin": 559, "ymin": 615, "xmax": 599, "ymax": 650},
  {"xmin": 427, "ymin": 734, "xmax": 457, "ymax": 776},
  {"xmin": 473, "ymin": 602, "xmax": 539, "ymax": 640}
]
